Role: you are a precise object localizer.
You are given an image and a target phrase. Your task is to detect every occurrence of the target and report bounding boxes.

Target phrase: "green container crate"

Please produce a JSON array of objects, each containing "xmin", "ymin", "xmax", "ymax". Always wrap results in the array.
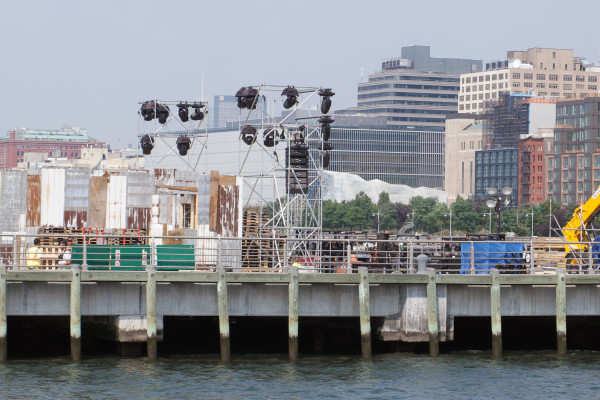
[{"xmin": 157, "ymin": 245, "xmax": 195, "ymax": 271}]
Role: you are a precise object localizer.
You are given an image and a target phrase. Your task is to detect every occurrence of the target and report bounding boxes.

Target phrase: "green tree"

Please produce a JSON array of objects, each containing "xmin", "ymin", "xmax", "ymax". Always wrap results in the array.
[
  {"xmin": 450, "ymin": 196, "xmax": 481, "ymax": 234},
  {"xmin": 375, "ymin": 192, "xmax": 399, "ymax": 232}
]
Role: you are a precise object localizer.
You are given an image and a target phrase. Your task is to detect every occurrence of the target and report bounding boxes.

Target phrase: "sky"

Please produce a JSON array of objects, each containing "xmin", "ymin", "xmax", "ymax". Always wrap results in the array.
[{"xmin": 1, "ymin": 0, "xmax": 599, "ymax": 148}]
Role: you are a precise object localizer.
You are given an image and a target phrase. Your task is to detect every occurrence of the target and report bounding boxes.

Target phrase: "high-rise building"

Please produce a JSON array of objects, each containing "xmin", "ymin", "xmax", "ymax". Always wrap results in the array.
[
  {"xmin": 0, "ymin": 126, "xmax": 107, "ymax": 168},
  {"xmin": 459, "ymin": 48, "xmax": 600, "ymax": 113},
  {"xmin": 519, "ymin": 135, "xmax": 554, "ymax": 206},
  {"xmin": 212, "ymin": 95, "xmax": 240, "ymax": 129},
  {"xmin": 550, "ymin": 96, "xmax": 600, "ymax": 204},
  {"xmin": 339, "ymin": 45, "xmax": 482, "ymax": 132}
]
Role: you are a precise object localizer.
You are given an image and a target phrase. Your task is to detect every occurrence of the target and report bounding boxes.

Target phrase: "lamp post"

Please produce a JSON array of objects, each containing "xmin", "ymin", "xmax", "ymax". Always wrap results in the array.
[
  {"xmin": 372, "ymin": 209, "xmax": 381, "ymax": 233},
  {"xmin": 525, "ymin": 206, "xmax": 535, "ymax": 237},
  {"xmin": 485, "ymin": 187, "xmax": 513, "ymax": 233},
  {"xmin": 482, "ymin": 212, "xmax": 492, "ymax": 233},
  {"xmin": 444, "ymin": 212, "xmax": 453, "ymax": 236},
  {"xmin": 407, "ymin": 212, "xmax": 415, "ymax": 234}
]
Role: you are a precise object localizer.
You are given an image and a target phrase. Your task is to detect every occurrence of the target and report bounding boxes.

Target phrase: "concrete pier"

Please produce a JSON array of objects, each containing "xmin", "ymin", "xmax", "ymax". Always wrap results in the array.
[
  {"xmin": 217, "ymin": 266, "xmax": 230, "ymax": 362},
  {"xmin": 556, "ymin": 269, "xmax": 567, "ymax": 355},
  {"xmin": 490, "ymin": 269, "xmax": 502, "ymax": 357},
  {"xmin": 358, "ymin": 267, "xmax": 371, "ymax": 359},
  {"xmin": 146, "ymin": 265, "xmax": 157, "ymax": 360},
  {"xmin": 0, "ymin": 264, "xmax": 6, "ymax": 362},
  {"xmin": 288, "ymin": 267, "xmax": 299, "ymax": 362},
  {"xmin": 70, "ymin": 264, "xmax": 81, "ymax": 361},
  {"xmin": 426, "ymin": 269, "xmax": 439, "ymax": 356}
]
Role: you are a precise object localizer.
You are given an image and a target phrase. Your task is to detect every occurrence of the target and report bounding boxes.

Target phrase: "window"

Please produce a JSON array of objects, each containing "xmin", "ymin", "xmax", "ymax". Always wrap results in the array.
[
  {"xmin": 524, "ymin": 82, "xmax": 533, "ymax": 88},
  {"xmin": 564, "ymin": 84, "xmax": 572, "ymax": 90},
  {"xmin": 590, "ymin": 76, "xmax": 597, "ymax": 83},
  {"xmin": 485, "ymin": 75, "xmax": 490, "ymax": 81},
  {"xmin": 549, "ymin": 83, "xmax": 558, "ymax": 89},
  {"xmin": 576, "ymin": 75, "xmax": 585, "ymax": 82},
  {"xmin": 466, "ymin": 77, "xmax": 471, "ymax": 84},
  {"xmin": 549, "ymin": 74, "xmax": 558, "ymax": 81},
  {"xmin": 536, "ymin": 83, "xmax": 545, "ymax": 88},
  {"xmin": 564, "ymin": 75, "xmax": 572, "ymax": 81},
  {"xmin": 576, "ymin": 84, "xmax": 585, "ymax": 90},
  {"xmin": 513, "ymin": 72, "xmax": 521, "ymax": 79},
  {"xmin": 492, "ymin": 74, "xmax": 497, "ymax": 80},
  {"xmin": 182, "ymin": 203, "xmax": 192, "ymax": 228},
  {"xmin": 524, "ymin": 73, "xmax": 533, "ymax": 80},
  {"xmin": 589, "ymin": 85, "xmax": 597, "ymax": 90},
  {"xmin": 536, "ymin": 74, "xmax": 545, "ymax": 80},
  {"xmin": 513, "ymin": 82, "xmax": 520, "ymax": 87}
]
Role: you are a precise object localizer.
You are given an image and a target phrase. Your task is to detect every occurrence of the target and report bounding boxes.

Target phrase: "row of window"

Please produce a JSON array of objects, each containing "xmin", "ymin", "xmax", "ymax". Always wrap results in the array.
[
  {"xmin": 512, "ymin": 73, "xmax": 597, "ymax": 82},
  {"xmin": 462, "ymin": 73, "xmax": 506, "ymax": 83},
  {"xmin": 463, "ymin": 82, "xmax": 506, "ymax": 92}
]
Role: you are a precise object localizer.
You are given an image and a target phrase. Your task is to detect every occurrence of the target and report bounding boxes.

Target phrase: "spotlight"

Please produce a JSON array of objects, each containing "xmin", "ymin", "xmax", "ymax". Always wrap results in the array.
[
  {"xmin": 190, "ymin": 103, "xmax": 205, "ymax": 121},
  {"xmin": 140, "ymin": 101, "xmax": 156, "ymax": 121},
  {"xmin": 236, "ymin": 87, "xmax": 259, "ymax": 109},
  {"xmin": 140, "ymin": 134, "xmax": 154, "ymax": 155},
  {"xmin": 176, "ymin": 136, "xmax": 191, "ymax": 156},
  {"xmin": 281, "ymin": 86, "xmax": 299, "ymax": 109},
  {"xmin": 263, "ymin": 128, "xmax": 279, "ymax": 147},
  {"xmin": 319, "ymin": 88, "xmax": 335, "ymax": 114},
  {"xmin": 156, "ymin": 103, "xmax": 170, "ymax": 124},
  {"xmin": 241, "ymin": 125, "xmax": 257, "ymax": 145},
  {"xmin": 318, "ymin": 116, "xmax": 334, "ymax": 141},
  {"xmin": 177, "ymin": 102, "xmax": 190, "ymax": 122},
  {"xmin": 322, "ymin": 142, "xmax": 333, "ymax": 151},
  {"xmin": 323, "ymin": 152, "xmax": 330, "ymax": 168}
]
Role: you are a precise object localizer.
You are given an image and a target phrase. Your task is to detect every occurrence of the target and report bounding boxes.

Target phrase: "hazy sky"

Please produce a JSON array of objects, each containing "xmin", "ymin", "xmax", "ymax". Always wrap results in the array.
[{"xmin": 1, "ymin": 0, "xmax": 599, "ymax": 148}]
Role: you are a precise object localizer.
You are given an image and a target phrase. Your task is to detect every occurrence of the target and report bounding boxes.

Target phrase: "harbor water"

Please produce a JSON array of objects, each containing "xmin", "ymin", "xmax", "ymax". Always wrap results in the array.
[{"xmin": 1, "ymin": 353, "xmax": 600, "ymax": 399}]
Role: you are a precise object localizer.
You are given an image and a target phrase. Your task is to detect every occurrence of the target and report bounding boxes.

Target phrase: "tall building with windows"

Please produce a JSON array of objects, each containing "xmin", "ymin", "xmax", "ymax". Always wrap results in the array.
[
  {"xmin": 459, "ymin": 48, "xmax": 600, "ymax": 113},
  {"xmin": 549, "ymin": 97, "xmax": 600, "ymax": 205},
  {"xmin": 212, "ymin": 95, "xmax": 240, "ymax": 129},
  {"xmin": 339, "ymin": 45, "xmax": 482, "ymax": 132}
]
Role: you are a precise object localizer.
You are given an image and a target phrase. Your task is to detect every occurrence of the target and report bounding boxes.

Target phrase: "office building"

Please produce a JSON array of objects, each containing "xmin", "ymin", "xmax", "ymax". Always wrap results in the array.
[
  {"xmin": 549, "ymin": 96, "xmax": 600, "ymax": 205},
  {"xmin": 212, "ymin": 95, "xmax": 240, "ymax": 129},
  {"xmin": 519, "ymin": 135, "xmax": 554, "ymax": 206},
  {"xmin": 460, "ymin": 48, "xmax": 600, "ymax": 113},
  {"xmin": 339, "ymin": 45, "xmax": 482, "ymax": 132},
  {"xmin": 474, "ymin": 148, "xmax": 519, "ymax": 206}
]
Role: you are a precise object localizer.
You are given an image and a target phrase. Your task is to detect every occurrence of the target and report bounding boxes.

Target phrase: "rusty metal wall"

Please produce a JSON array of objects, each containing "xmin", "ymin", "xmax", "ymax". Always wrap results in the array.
[
  {"xmin": 0, "ymin": 170, "xmax": 28, "ymax": 233},
  {"xmin": 41, "ymin": 168, "xmax": 66, "ymax": 227},
  {"xmin": 26, "ymin": 174, "xmax": 41, "ymax": 227},
  {"xmin": 64, "ymin": 168, "xmax": 90, "ymax": 229},
  {"xmin": 216, "ymin": 185, "xmax": 238, "ymax": 237},
  {"xmin": 89, "ymin": 172, "xmax": 108, "ymax": 228},
  {"xmin": 106, "ymin": 173, "xmax": 127, "ymax": 229}
]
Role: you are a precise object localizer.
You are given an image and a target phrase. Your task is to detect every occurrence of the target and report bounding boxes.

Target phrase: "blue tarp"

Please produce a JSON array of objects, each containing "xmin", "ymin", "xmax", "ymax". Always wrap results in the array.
[{"xmin": 460, "ymin": 242, "xmax": 525, "ymax": 274}]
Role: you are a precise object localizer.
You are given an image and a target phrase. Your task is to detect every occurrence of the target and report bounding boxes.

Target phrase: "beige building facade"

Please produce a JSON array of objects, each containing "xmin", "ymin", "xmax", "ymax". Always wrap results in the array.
[
  {"xmin": 444, "ymin": 115, "xmax": 483, "ymax": 203},
  {"xmin": 459, "ymin": 48, "xmax": 600, "ymax": 113}
]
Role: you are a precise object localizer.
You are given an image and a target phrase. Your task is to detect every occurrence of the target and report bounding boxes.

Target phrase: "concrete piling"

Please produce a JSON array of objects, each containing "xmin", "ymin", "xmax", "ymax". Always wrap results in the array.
[
  {"xmin": 146, "ymin": 264, "xmax": 157, "ymax": 360},
  {"xmin": 358, "ymin": 267, "xmax": 371, "ymax": 358},
  {"xmin": 556, "ymin": 269, "xmax": 567, "ymax": 355},
  {"xmin": 490, "ymin": 269, "xmax": 502, "ymax": 357},
  {"xmin": 217, "ymin": 266, "xmax": 231, "ymax": 362},
  {"xmin": 288, "ymin": 267, "xmax": 299, "ymax": 362},
  {"xmin": 0, "ymin": 264, "xmax": 6, "ymax": 361},
  {"xmin": 70, "ymin": 264, "xmax": 82, "ymax": 361},
  {"xmin": 426, "ymin": 269, "xmax": 439, "ymax": 356}
]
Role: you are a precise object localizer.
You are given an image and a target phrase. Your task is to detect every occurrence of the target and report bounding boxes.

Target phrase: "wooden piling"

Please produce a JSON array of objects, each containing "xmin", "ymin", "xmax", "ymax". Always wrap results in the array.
[
  {"xmin": 358, "ymin": 267, "xmax": 371, "ymax": 358},
  {"xmin": 426, "ymin": 269, "xmax": 439, "ymax": 356},
  {"xmin": 0, "ymin": 264, "xmax": 6, "ymax": 362},
  {"xmin": 490, "ymin": 269, "xmax": 502, "ymax": 357},
  {"xmin": 146, "ymin": 264, "xmax": 157, "ymax": 360},
  {"xmin": 556, "ymin": 269, "xmax": 567, "ymax": 355},
  {"xmin": 288, "ymin": 267, "xmax": 299, "ymax": 362},
  {"xmin": 217, "ymin": 266, "xmax": 231, "ymax": 362},
  {"xmin": 70, "ymin": 264, "xmax": 82, "ymax": 361}
]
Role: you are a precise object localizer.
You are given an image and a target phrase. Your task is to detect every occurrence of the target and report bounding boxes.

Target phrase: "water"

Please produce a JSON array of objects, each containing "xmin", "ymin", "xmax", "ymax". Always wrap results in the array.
[{"xmin": 1, "ymin": 353, "xmax": 600, "ymax": 399}]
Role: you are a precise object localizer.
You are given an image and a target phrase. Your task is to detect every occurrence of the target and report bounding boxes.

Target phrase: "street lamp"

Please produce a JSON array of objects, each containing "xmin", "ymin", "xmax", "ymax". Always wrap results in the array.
[
  {"xmin": 482, "ymin": 212, "xmax": 493, "ymax": 233},
  {"xmin": 485, "ymin": 186, "xmax": 513, "ymax": 233},
  {"xmin": 407, "ymin": 212, "xmax": 415, "ymax": 234},
  {"xmin": 444, "ymin": 212, "xmax": 453, "ymax": 236},
  {"xmin": 525, "ymin": 206, "xmax": 535, "ymax": 237},
  {"xmin": 372, "ymin": 209, "xmax": 381, "ymax": 233}
]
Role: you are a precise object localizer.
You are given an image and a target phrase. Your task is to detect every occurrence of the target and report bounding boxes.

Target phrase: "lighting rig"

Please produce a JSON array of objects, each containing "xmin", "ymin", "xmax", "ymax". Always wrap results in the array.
[{"xmin": 138, "ymin": 99, "xmax": 208, "ymax": 159}]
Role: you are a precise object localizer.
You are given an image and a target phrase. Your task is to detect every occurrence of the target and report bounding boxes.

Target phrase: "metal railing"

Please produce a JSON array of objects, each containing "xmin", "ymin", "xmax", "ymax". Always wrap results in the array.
[{"xmin": 0, "ymin": 233, "xmax": 594, "ymax": 275}]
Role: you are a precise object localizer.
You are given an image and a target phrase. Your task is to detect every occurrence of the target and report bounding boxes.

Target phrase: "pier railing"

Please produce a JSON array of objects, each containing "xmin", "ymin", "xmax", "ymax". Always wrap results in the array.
[{"xmin": 0, "ymin": 233, "xmax": 591, "ymax": 274}]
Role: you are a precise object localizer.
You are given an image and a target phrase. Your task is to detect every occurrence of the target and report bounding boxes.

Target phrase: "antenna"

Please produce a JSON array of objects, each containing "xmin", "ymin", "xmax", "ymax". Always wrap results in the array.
[{"xmin": 201, "ymin": 67, "xmax": 204, "ymax": 102}]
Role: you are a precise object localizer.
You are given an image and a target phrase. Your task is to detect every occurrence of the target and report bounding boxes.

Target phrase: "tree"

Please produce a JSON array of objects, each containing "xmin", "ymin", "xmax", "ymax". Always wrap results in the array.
[
  {"xmin": 450, "ymin": 196, "xmax": 481, "ymax": 234},
  {"xmin": 375, "ymin": 192, "xmax": 399, "ymax": 232},
  {"xmin": 409, "ymin": 196, "xmax": 442, "ymax": 233}
]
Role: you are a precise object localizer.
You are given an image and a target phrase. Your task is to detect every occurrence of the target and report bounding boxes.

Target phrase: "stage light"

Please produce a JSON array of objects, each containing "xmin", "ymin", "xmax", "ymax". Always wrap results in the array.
[
  {"xmin": 190, "ymin": 103, "xmax": 205, "ymax": 121},
  {"xmin": 323, "ymin": 152, "xmax": 330, "ymax": 168},
  {"xmin": 319, "ymin": 88, "xmax": 335, "ymax": 114},
  {"xmin": 140, "ymin": 134, "xmax": 154, "ymax": 155},
  {"xmin": 318, "ymin": 116, "xmax": 334, "ymax": 141},
  {"xmin": 176, "ymin": 136, "xmax": 191, "ymax": 156},
  {"xmin": 140, "ymin": 101, "xmax": 155, "ymax": 121},
  {"xmin": 236, "ymin": 87, "xmax": 259, "ymax": 110},
  {"xmin": 286, "ymin": 143, "xmax": 309, "ymax": 194},
  {"xmin": 282, "ymin": 86, "xmax": 299, "ymax": 109},
  {"xmin": 241, "ymin": 125, "xmax": 257, "ymax": 145},
  {"xmin": 263, "ymin": 128, "xmax": 279, "ymax": 147},
  {"xmin": 322, "ymin": 142, "xmax": 333, "ymax": 151},
  {"xmin": 177, "ymin": 102, "xmax": 190, "ymax": 122},
  {"xmin": 156, "ymin": 103, "xmax": 170, "ymax": 124}
]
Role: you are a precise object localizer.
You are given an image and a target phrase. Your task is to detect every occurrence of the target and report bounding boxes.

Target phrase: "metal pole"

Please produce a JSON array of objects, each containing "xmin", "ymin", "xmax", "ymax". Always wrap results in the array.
[
  {"xmin": 0, "ymin": 264, "xmax": 6, "ymax": 361},
  {"xmin": 531, "ymin": 207, "xmax": 534, "ymax": 237},
  {"xmin": 449, "ymin": 213, "xmax": 452, "ymax": 236},
  {"xmin": 70, "ymin": 264, "xmax": 81, "ymax": 361},
  {"xmin": 146, "ymin": 264, "xmax": 157, "ymax": 360}
]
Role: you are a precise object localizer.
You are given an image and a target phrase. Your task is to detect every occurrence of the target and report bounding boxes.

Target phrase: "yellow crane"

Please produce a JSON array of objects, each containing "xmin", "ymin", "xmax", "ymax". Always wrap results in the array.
[{"xmin": 562, "ymin": 186, "xmax": 600, "ymax": 266}]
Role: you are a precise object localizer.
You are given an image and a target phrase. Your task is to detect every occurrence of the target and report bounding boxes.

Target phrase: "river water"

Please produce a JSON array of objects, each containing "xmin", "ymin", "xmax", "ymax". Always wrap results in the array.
[{"xmin": 1, "ymin": 352, "xmax": 599, "ymax": 399}]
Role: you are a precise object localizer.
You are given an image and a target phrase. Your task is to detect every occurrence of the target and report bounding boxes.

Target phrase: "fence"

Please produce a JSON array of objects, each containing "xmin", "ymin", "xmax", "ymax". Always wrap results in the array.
[{"xmin": 0, "ymin": 233, "xmax": 594, "ymax": 274}]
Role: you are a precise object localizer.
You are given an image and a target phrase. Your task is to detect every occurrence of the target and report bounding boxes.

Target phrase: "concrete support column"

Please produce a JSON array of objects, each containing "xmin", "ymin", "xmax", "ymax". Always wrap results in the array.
[
  {"xmin": 490, "ymin": 269, "xmax": 502, "ymax": 357},
  {"xmin": 146, "ymin": 264, "xmax": 157, "ymax": 360},
  {"xmin": 288, "ymin": 267, "xmax": 299, "ymax": 362},
  {"xmin": 469, "ymin": 243, "xmax": 476, "ymax": 275},
  {"xmin": 556, "ymin": 269, "xmax": 567, "ymax": 355},
  {"xmin": 70, "ymin": 264, "xmax": 82, "ymax": 361},
  {"xmin": 0, "ymin": 264, "xmax": 6, "ymax": 361},
  {"xmin": 217, "ymin": 266, "xmax": 230, "ymax": 362},
  {"xmin": 426, "ymin": 269, "xmax": 439, "ymax": 356},
  {"xmin": 358, "ymin": 267, "xmax": 371, "ymax": 358}
]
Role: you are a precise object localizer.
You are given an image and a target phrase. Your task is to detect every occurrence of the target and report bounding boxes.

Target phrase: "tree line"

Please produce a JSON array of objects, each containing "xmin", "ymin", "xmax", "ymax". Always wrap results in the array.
[{"xmin": 321, "ymin": 192, "xmax": 576, "ymax": 237}]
